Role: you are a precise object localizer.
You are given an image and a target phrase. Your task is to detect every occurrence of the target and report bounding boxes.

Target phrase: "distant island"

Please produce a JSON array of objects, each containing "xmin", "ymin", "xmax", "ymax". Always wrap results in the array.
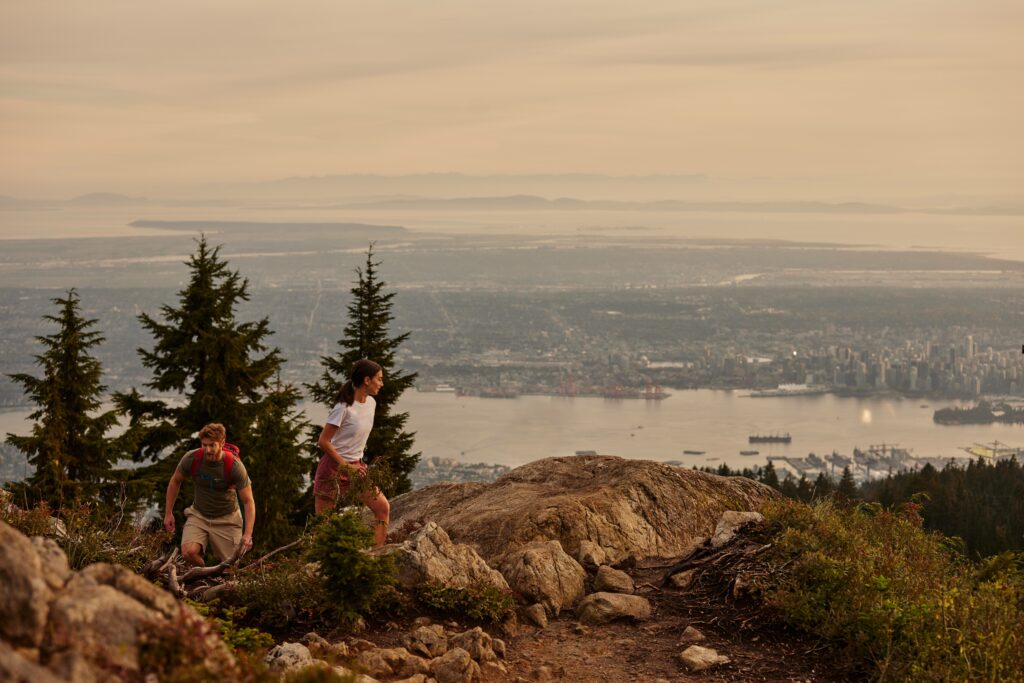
[
  {"xmin": 933, "ymin": 401, "xmax": 1024, "ymax": 425},
  {"xmin": 129, "ymin": 219, "xmax": 407, "ymax": 235}
]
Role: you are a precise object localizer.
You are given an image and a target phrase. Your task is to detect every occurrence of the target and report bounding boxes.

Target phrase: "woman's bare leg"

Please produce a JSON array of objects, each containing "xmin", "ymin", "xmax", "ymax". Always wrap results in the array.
[{"xmin": 360, "ymin": 489, "xmax": 390, "ymax": 547}]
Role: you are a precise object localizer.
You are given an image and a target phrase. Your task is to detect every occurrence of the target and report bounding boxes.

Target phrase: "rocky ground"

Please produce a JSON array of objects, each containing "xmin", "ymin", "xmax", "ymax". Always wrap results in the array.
[
  {"xmin": 1, "ymin": 457, "xmax": 860, "ymax": 682},
  {"xmin": 356, "ymin": 556, "xmax": 854, "ymax": 683}
]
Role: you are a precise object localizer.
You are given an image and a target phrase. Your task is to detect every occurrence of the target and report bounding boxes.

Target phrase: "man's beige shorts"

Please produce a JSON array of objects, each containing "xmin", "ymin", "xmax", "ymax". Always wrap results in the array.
[{"xmin": 181, "ymin": 506, "xmax": 242, "ymax": 562}]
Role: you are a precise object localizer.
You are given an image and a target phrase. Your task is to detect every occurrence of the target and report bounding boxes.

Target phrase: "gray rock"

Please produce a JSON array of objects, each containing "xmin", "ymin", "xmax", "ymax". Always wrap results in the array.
[
  {"xmin": 430, "ymin": 646, "xmax": 481, "ymax": 683},
  {"xmin": 45, "ymin": 582, "xmax": 163, "ymax": 671},
  {"xmin": 576, "ymin": 540, "xmax": 607, "ymax": 569},
  {"xmin": 380, "ymin": 522, "xmax": 509, "ymax": 593},
  {"xmin": 72, "ymin": 563, "xmax": 179, "ymax": 619},
  {"xmin": 29, "ymin": 537, "xmax": 70, "ymax": 591},
  {"xmin": 710, "ymin": 511, "xmax": 764, "ymax": 549},
  {"xmin": 0, "ymin": 640, "xmax": 64, "ymax": 683},
  {"xmin": 265, "ymin": 642, "xmax": 314, "ymax": 673},
  {"xmin": 679, "ymin": 625, "xmax": 705, "ymax": 643},
  {"xmin": 392, "ymin": 675, "xmax": 431, "ymax": 683},
  {"xmin": 499, "ymin": 540, "xmax": 586, "ymax": 616},
  {"xmin": 404, "ymin": 624, "xmax": 448, "ymax": 658},
  {"xmin": 679, "ymin": 645, "xmax": 730, "ymax": 672},
  {"xmin": 668, "ymin": 569, "xmax": 696, "ymax": 590},
  {"xmin": 0, "ymin": 520, "xmax": 54, "ymax": 648},
  {"xmin": 575, "ymin": 592, "xmax": 652, "ymax": 625},
  {"xmin": 593, "ymin": 565, "xmax": 634, "ymax": 594},
  {"xmin": 449, "ymin": 627, "xmax": 497, "ymax": 663},
  {"xmin": 356, "ymin": 647, "xmax": 429, "ymax": 679},
  {"xmin": 522, "ymin": 603, "xmax": 548, "ymax": 628},
  {"xmin": 300, "ymin": 631, "xmax": 330, "ymax": 657}
]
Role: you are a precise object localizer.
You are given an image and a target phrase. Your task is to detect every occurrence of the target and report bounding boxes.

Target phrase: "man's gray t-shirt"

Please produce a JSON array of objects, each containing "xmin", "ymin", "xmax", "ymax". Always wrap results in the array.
[{"xmin": 176, "ymin": 451, "xmax": 251, "ymax": 519}]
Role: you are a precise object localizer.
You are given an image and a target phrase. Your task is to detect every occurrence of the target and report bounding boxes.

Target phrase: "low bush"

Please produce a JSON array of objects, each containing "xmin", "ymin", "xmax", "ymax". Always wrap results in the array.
[
  {"xmin": 305, "ymin": 510, "xmax": 396, "ymax": 624},
  {"xmin": 1, "ymin": 498, "xmax": 166, "ymax": 570},
  {"xmin": 757, "ymin": 499, "xmax": 1023, "ymax": 681},
  {"xmin": 415, "ymin": 581, "xmax": 516, "ymax": 624},
  {"xmin": 231, "ymin": 555, "xmax": 332, "ymax": 631}
]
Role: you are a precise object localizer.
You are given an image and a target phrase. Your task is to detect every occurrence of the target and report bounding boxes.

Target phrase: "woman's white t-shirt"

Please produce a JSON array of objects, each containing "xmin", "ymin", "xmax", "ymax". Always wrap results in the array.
[{"xmin": 326, "ymin": 397, "xmax": 376, "ymax": 463}]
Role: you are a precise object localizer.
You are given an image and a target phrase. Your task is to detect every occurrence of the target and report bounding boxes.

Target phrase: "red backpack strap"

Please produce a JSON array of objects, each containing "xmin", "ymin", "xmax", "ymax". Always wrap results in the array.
[
  {"xmin": 222, "ymin": 443, "xmax": 240, "ymax": 484},
  {"xmin": 190, "ymin": 448, "xmax": 204, "ymax": 478}
]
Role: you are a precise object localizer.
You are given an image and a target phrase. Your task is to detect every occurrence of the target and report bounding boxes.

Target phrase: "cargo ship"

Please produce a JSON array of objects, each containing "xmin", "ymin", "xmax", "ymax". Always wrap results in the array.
[
  {"xmin": 749, "ymin": 433, "xmax": 792, "ymax": 443},
  {"xmin": 739, "ymin": 450, "xmax": 759, "ymax": 456}
]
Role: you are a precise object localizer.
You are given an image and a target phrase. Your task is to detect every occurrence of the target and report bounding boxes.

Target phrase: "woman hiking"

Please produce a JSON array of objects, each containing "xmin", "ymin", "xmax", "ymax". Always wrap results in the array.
[{"xmin": 313, "ymin": 358, "xmax": 390, "ymax": 547}]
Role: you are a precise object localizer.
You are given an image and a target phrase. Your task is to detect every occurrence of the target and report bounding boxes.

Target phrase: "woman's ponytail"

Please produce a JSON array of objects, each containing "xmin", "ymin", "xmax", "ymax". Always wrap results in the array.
[{"xmin": 332, "ymin": 359, "xmax": 382, "ymax": 406}]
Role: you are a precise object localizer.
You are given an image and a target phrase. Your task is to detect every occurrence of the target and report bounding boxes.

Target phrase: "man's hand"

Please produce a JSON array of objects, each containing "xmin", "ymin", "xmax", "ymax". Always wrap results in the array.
[
  {"xmin": 163, "ymin": 512, "xmax": 175, "ymax": 533},
  {"xmin": 241, "ymin": 535, "xmax": 253, "ymax": 555}
]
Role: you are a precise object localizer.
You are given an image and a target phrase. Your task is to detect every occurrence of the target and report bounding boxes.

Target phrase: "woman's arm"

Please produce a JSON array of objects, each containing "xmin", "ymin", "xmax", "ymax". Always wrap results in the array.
[{"xmin": 318, "ymin": 423, "xmax": 351, "ymax": 468}]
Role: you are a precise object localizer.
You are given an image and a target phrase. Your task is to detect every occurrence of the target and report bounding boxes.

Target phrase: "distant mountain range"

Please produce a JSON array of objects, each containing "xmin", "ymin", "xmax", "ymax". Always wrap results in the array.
[
  {"xmin": 342, "ymin": 194, "xmax": 908, "ymax": 214},
  {"xmin": 2, "ymin": 184, "xmax": 1021, "ymax": 216}
]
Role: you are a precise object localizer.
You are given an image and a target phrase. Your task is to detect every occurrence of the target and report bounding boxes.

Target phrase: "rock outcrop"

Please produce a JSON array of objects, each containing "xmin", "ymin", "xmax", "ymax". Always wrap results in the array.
[
  {"xmin": 379, "ymin": 521, "xmax": 510, "ymax": 592},
  {"xmin": 387, "ymin": 455, "xmax": 777, "ymax": 565},
  {"xmin": 0, "ymin": 520, "xmax": 233, "ymax": 682}
]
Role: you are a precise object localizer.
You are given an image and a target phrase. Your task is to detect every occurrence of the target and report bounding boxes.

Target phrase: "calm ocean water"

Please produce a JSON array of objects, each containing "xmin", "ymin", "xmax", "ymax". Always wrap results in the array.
[{"xmin": 2, "ymin": 390, "xmax": 1019, "ymax": 480}]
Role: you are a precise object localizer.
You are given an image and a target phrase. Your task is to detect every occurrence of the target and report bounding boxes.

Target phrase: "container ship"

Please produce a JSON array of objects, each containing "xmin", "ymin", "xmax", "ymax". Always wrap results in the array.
[{"xmin": 749, "ymin": 433, "xmax": 792, "ymax": 443}]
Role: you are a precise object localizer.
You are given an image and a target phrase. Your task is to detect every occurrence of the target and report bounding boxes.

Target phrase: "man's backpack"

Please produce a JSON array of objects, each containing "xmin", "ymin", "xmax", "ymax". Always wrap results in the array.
[{"xmin": 189, "ymin": 443, "xmax": 242, "ymax": 489}]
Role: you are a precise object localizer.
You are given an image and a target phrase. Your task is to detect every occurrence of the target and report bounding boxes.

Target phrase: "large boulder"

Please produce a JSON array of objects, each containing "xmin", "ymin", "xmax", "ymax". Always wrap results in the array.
[
  {"xmin": 575, "ymin": 592, "xmax": 652, "ymax": 625},
  {"xmin": 0, "ymin": 521, "xmax": 57, "ymax": 647},
  {"xmin": 379, "ymin": 522, "xmax": 509, "ymax": 592},
  {"xmin": 498, "ymin": 541, "xmax": 586, "ymax": 616},
  {"xmin": 0, "ymin": 520, "xmax": 234, "ymax": 682},
  {"xmin": 387, "ymin": 456, "xmax": 778, "ymax": 564},
  {"xmin": 430, "ymin": 646, "xmax": 481, "ymax": 683}
]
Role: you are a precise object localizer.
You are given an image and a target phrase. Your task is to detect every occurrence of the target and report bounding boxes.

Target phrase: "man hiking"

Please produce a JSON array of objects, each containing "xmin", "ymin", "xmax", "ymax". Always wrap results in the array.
[{"xmin": 164, "ymin": 422, "xmax": 255, "ymax": 566}]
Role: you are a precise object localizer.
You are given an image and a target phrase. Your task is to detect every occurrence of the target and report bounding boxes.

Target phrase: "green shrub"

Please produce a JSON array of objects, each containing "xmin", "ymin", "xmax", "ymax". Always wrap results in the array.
[
  {"xmin": 305, "ymin": 511, "xmax": 396, "ymax": 624},
  {"xmin": 186, "ymin": 601, "xmax": 274, "ymax": 653},
  {"xmin": 231, "ymin": 555, "xmax": 332, "ymax": 631},
  {"xmin": 758, "ymin": 499, "xmax": 1024, "ymax": 681},
  {"xmin": 415, "ymin": 581, "xmax": 516, "ymax": 624}
]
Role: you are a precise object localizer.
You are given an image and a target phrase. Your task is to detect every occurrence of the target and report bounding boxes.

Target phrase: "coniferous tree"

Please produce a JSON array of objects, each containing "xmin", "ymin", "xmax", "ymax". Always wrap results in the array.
[
  {"xmin": 307, "ymin": 245, "xmax": 419, "ymax": 495},
  {"xmin": 759, "ymin": 460, "xmax": 780, "ymax": 489},
  {"xmin": 836, "ymin": 465, "xmax": 858, "ymax": 500},
  {"xmin": 245, "ymin": 378, "xmax": 312, "ymax": 550},
  {"xmin": 115, "ymin": 236, "xmax": 289, "ymax": 504},
  {"xmin": 5, "ymin": 290, "xmax": 117, "ymax": 507}
]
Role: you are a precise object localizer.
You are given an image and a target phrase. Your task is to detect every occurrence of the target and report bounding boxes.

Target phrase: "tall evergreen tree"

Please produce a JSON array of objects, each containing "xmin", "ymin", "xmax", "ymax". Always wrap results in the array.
[
  {"xmin": 5, "ymin": 290, "xmax": 117, "ymax": 507},
  {"xmin": 245, "ymin": 377, "xmax": 312, "ymax": 550},
  {"xmin": 836, "ymin": 465, "xmax": 858, "ymax": 500},
  {"xmin": 307, "ymin": 245, "xmax": 419, "ymax": 495},
  {"xmin": 115, "ymin": 236, "xmax": 290, "ymax": 503},
  {"xmin": 759, "ymin": 460, "xmax": 780, "ymax": 489}
]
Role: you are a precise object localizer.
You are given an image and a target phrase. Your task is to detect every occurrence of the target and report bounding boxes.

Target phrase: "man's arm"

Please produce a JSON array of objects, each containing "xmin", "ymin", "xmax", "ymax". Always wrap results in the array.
[
  {"xmin": 238, "ymin": 484, "xmax": 255, "ymax": 554},
  {"xmin": 164, "ymin": 469, "xmax": 186, "ymax": 533}
]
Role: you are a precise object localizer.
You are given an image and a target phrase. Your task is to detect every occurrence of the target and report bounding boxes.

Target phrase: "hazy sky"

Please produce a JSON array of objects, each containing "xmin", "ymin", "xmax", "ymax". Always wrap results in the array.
[{"xmin": 2, "ymin": 1, "xmax": 1021, "ymax": 200}]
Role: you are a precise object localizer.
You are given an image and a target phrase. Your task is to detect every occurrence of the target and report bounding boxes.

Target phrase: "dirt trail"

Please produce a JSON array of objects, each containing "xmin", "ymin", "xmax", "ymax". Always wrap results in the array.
[
  {"xmin": 364, "ymin": 557, "xmax": 856, "ymax": 682},
  {"xmin": 500, "ymin": 558, "xmax": 850, "ymax": 682}
]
